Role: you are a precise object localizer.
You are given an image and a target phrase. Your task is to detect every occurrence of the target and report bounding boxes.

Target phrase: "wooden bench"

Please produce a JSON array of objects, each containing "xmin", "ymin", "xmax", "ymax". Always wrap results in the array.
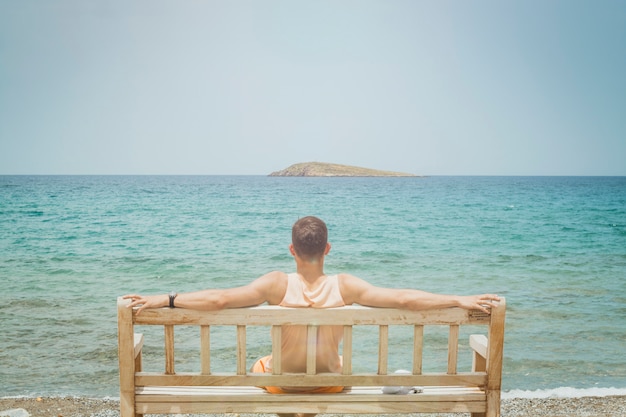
[{"xmin": 117, "ymin": 297, "xmax": 506, "ymax": 417}]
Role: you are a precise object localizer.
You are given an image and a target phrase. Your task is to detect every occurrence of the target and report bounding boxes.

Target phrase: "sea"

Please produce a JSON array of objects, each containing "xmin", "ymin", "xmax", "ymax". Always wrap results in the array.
[{"xmin": 1, "ymin": 175, "xmax": 625, "ymax": 399}]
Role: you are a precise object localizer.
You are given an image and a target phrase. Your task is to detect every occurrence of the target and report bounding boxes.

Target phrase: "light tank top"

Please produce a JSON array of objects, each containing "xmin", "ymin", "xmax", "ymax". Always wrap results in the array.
[{"xmin": 277, "ymin": 273, "xmax": 346, "ymax": 373}]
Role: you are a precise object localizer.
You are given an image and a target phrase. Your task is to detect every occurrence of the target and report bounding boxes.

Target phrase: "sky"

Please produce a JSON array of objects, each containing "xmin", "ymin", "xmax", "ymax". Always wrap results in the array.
[{"xmin": 0, "ymin": 0, "xmax": 625, "ymax": 176}]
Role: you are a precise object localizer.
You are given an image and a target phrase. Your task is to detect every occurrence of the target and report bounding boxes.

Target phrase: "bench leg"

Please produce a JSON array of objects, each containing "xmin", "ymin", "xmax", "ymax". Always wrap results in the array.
[{"xmin": 471, "ymin": 413, "xmax": 486, "ymax": 417}]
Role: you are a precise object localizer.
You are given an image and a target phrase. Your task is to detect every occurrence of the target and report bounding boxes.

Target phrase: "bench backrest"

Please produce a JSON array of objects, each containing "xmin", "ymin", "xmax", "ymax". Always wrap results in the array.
[{"xmin": 117, "ymin": 297, "xmax": 505, "ymax": 392}]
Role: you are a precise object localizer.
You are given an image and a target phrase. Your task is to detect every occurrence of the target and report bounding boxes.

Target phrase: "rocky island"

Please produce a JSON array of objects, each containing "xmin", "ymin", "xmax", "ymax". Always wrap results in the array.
[{"xmin": 269, "ymin": 162, "xmax": 416, "ymax": 177}]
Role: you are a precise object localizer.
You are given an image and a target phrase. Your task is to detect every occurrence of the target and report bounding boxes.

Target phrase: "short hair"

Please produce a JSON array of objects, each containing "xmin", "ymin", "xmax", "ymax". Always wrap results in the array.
[{"xmin": 292, "ymin": 216, "xmax": 328, "ymax": 260}]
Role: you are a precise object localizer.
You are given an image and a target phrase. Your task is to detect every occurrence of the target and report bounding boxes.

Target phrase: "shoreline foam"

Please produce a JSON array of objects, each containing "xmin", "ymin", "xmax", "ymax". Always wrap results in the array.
[{"xmin": 502, "ymin": 387, "xmax": 626, "ymax": 399}]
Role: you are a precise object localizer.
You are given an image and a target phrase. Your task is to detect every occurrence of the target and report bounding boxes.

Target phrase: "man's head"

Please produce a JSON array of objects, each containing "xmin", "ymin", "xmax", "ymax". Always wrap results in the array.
[{"xmin": 291, "ymin": 216, "xmax": 328, "ymax": 262}]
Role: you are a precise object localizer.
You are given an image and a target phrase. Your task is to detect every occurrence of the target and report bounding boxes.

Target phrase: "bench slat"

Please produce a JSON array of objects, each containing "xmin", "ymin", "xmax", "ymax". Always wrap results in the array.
[
  {"xmin": 271, "ymin": 325, "xmax": 282, "ymax": 374},
  {"xmin": 307, "ymin": 325, "xmax": 317, "ymax": 375},
  {"xmin": 448, "ymin": 324, "xmax": 459, "ymax": 374},
  {"xmin": 200, "ymin": 326, "xmax": 210, "ymax": 374},
  {"xmin": 164, "ymin": 325, "xmax": 174, "ymax": 375},
  {"xmin": 137, "ymin": 401, "xmax": 486, "ymax": 415},
  {"xmin": 135, "ymin": 372, "xmax": 487, "ymax": 387},
  {"xmin": 378, "ymin": 325, "xmax": 388, "ymax": 375},
  {"xmin": 413, "ymin": 325, "xmax": 423, "ymax": 374},
  {"xmin": 133, "ymin": 305, "xmax": 489, "ymax": 326},
  {"xmin": 342, "ymin": 325, "xmax": 353, "ymax": 375},
  {"xmin": 236, "ymin": 325, "xmax": 246, "ymax": 375},
  {"xmin": 138, "ymin": 403, "xmax": 485, "ymax": 415},
  {"xmin": 136, "ymin": 386, "xmax": 487, "ymax": 414},
  {"xmin": 137, "ymin": 385, "xmax": 486, "ymax": 398}
]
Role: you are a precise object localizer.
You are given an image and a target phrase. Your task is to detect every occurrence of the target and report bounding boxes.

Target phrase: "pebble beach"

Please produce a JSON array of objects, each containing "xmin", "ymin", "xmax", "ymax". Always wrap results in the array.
[{"xmin": 2, "ymin": 396, "xmax": 626, "ymax": 417}]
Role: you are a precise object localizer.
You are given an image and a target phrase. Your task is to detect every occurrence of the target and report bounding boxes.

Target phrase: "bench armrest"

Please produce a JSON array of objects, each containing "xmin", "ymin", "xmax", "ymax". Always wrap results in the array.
[
  {"xmin": 469, "ymin": 334, "xmax": 487, "ymax": 359},
  {"xmin": 469, "ymin": 334, "xmax": 487, "ymax": 372},
  {"xmin": 134, "ymin": 333, "xmax": 144, "ymax": 358}
]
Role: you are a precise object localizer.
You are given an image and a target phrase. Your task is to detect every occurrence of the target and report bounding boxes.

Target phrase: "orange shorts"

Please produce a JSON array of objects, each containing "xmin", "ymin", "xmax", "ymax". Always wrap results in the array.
[{"xmin": 251, "ymin": 355, "xmax": 344, "ymax": 394}]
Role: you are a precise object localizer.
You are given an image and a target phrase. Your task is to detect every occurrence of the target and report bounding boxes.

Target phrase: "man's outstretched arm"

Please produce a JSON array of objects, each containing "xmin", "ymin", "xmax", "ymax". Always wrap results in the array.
[
  {"xmin": 123, "ymin": 271, "xmax": 287, "ymax": 314},
  {"xmin": 339, "ymin": 273, "xmax": 500, "ymax": 313}
]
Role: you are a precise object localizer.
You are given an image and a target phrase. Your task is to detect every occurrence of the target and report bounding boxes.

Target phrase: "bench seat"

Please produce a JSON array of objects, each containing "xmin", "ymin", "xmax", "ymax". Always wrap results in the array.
[{"xmin": 136, "ymin": 386, "xmax": 488, "ymax": 414}]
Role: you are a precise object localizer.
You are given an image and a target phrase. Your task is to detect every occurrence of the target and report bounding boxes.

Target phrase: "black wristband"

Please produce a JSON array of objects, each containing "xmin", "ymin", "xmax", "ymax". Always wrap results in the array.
[{"xmin": 168, "ymin": 291, "xmax": 177, "ymax": 308}]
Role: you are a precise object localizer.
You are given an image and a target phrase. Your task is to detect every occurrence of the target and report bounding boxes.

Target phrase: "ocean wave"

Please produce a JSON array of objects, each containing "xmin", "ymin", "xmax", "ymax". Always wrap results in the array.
[{"xmin": 503, "ymin": 386, "xmax": 626, "ymax": 399}]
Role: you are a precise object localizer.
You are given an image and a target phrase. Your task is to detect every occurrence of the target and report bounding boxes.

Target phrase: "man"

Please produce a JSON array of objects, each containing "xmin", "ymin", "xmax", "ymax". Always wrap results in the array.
[{"xmin": 124, "ymin": 216, "xmax": 500, "ymax": 396}]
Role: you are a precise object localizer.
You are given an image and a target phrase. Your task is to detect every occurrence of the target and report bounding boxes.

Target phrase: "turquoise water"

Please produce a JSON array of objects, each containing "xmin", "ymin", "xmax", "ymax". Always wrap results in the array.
[{"xmin": 1, "ymin": 175, "xmax": 625, "ymax": 398}]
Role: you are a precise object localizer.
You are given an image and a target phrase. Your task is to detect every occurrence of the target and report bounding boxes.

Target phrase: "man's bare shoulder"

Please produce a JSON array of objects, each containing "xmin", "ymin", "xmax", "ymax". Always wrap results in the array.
[
  {"xmin": 337, "ymin": 273, "xmax": 373, "ymax": 305},
  {"xmin": 258, "ymin": 270, "xmax": 289, "ymax": 279},
  {"xmin": 337, "ymin": 273, "xmax": 368, "ymax": 283},
  {"xmin": 254, "ymin": 270, "xmax": 289, "ymax": 305}
]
